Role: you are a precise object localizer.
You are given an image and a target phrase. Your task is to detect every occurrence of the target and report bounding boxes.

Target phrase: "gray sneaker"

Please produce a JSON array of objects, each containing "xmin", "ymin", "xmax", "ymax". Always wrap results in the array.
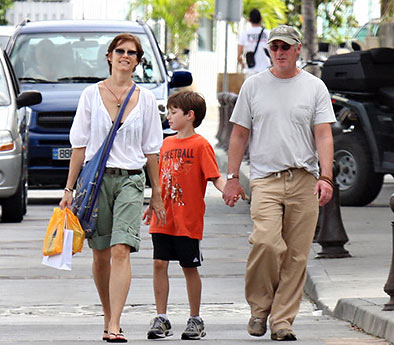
[
  {"xmin": 181, "ymin": 316, "xmax": 206, "ymax": 340},
  {"xmin": 147, "ymin": 316, "xmax": 173, "ymax": 339},
  {"xmin": 247, "ymin": 315, "xmax": 267, "ymax": 337}
]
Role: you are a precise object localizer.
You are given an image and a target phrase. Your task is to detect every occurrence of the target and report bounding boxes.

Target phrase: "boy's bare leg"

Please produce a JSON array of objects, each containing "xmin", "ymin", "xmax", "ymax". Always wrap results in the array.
[
  {"xmin": 153, "ymin": 259, "xmax": 170, "ymax": 314},
  {"xmin": 92, "ymin": 248, "xmax": 111, "ymax": 331},
  {"xmin": 108, "ymin": 244, "xmax": 132, "ymax": 334},
  {"xmin": 183, "ymin": 267, "xmax": 201, "ymax": 316}
]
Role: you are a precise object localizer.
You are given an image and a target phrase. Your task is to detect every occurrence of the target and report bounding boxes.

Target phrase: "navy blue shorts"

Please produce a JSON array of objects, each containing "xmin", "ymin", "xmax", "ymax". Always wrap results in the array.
[{"xmin": 151, "ymin": 233, "xmax": 203, "ymax": 267}]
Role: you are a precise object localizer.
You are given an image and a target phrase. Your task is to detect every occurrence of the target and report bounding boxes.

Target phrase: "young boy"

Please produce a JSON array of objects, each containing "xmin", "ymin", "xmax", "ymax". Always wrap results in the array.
[{"xmin": 143, "ymin": 91, "xmax": 225, "ymax": 340}]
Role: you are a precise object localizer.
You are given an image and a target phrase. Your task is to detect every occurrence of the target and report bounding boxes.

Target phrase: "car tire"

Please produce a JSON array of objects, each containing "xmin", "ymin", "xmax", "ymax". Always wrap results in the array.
[
  {"xmin": 334, "ymin": 131, "xmax": 384, "ymax": 206},
  {"xmin": 2, "ymin": 177, "xmax": 25, "ymax": 223}
]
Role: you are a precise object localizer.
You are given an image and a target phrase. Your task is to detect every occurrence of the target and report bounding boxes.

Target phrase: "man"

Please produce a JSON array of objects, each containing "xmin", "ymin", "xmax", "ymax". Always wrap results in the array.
[
  {"xmin": 237, "ymin": 8, "xmax": 271, "ymax": 77},
  {"xmin": 223, "ymin": 25, "xmax": 335, "ymax": 341}
]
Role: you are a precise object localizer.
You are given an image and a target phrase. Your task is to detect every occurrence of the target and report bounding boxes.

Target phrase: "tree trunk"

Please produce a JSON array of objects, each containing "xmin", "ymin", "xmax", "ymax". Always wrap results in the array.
[
  {"xmin": 381, "ymin": 0, "xmax": 393, "ymax": 17},
  {"xmin": 380, "ymin": 22, "xmax": 394, "ymax": 48},
  {"xmin": 301, "ymin": 0, "xmax": 319, "ymax": 75}
]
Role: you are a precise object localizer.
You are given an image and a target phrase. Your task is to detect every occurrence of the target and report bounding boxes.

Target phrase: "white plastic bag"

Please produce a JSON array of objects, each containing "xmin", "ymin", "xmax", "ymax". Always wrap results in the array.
[{"xmin": 42, "ymin": 229, "xmax": 73, "ymax": 270}]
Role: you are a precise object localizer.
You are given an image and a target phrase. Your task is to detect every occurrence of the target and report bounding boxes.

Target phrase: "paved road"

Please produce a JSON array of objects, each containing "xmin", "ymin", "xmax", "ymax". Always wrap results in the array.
[{"xmin": 0, "ymin": 185, "xmax": 390, "ymax": 344}]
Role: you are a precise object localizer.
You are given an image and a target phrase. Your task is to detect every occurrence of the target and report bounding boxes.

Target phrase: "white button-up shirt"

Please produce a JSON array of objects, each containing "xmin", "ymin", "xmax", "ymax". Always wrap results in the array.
[{"xmin": 70, "ymin": 83, "xmax": 163, "ymax": 170}]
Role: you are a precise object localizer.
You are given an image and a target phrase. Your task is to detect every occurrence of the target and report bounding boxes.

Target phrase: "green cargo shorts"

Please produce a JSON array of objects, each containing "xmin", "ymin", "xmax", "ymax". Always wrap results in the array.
[{"xmin": 87, "ymin": 169, "xmax": 146, "ymax": 252}]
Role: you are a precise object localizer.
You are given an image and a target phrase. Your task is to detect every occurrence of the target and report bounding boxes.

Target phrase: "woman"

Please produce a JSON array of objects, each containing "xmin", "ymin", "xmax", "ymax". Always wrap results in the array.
[{"xmin": 60, "ymin": 33, "xmax": 166, "ymax": 343}]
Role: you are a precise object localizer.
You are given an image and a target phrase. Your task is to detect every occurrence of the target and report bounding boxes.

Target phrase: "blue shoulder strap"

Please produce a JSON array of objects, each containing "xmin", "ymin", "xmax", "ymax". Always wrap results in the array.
[{"xmin": 85, "ymin": 83, "xmax": 137, "ymax": 220}]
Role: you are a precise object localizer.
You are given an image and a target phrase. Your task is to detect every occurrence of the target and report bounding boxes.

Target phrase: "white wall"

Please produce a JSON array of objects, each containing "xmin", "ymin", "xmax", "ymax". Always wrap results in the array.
[
  {"xmin": 6, "ymin": 1, "xmax": 73, "ymax": 25},
  {"xmin": 353, "ymin": 0, "xmax": 381, "ymax": 25},
  {"xmin": 71, "ymin": 0, "xmax": 130, "ymax": 20}
]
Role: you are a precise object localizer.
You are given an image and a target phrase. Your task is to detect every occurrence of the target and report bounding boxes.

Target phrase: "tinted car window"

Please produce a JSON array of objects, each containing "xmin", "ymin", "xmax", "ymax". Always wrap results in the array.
[
  {"xmin": 9, "ymin": 32, "xmax": 163, "ymax": 84},
  {"xmin": 0, "ymin": 62, "xmax": 11, "ymax": 105}
]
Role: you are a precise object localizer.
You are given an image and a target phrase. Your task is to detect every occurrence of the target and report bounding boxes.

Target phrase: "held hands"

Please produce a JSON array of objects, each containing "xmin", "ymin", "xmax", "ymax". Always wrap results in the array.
[{"xmin": 222, "ymin": 179, "xmax": 246, "ymax": 207}]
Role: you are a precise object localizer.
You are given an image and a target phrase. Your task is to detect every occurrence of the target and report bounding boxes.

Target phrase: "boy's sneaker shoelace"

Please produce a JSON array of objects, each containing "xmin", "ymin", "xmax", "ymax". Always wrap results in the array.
[
  {"xmin": 181, "ymin": 316, "xmax": 206, "ymax": 340},
  {"xmin": 147, "ymin": 316, "xmax": 173, "ymax": 339}
]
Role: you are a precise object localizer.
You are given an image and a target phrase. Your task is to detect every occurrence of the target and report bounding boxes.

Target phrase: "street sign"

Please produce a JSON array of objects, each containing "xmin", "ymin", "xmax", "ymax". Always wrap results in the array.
[{"xmin": 215, "ymin": 0, "xmax": 242, "ymax": 22}]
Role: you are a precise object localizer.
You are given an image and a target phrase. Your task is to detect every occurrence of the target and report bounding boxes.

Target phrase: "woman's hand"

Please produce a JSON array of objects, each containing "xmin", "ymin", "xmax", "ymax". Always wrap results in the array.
[
  {"xmin": 59, "ymin": 190, "xmax": 73, "ymax": 209},
  {"xmin": 142, "ymin": 206, "xmax": 153, "ymax": 225},
  {"xmin": 149, "ymin": 190, "xmax": 166, "ymax": 226}
]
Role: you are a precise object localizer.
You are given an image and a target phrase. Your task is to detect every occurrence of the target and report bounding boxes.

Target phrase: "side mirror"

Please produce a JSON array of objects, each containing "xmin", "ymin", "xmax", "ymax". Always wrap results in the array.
[
  {"xmin": 16, "ymin": 90, "xmax": 42, "ymax": 109},
  {"xmin": 169, "ymin": 70, "xmax": 193, "ymax": 89}
]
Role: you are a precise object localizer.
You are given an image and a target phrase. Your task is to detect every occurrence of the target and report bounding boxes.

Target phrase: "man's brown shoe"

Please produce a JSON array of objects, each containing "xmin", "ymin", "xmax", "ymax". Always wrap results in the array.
[
  {"xmin": 247, "ymin": 315, "xmax": 267, "ymax": 337},
  {"xmin": 271, "ymin": 328, "xmax": 297, "ymax": 341}
]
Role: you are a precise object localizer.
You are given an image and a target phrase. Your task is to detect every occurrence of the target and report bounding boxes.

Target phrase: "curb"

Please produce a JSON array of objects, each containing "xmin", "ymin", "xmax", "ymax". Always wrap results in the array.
[{"xmin": 306, "ymin": 248, "xmax": 394, "ymax": 344}]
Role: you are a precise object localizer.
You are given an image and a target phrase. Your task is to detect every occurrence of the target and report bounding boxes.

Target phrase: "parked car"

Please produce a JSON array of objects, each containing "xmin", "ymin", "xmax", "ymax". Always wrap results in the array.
[
  {"xmin": 6, "ymin": 19, "xmax": 192, "ymax": 188},
  {"xmin": 0, "ymin": 48, "xmax": 41, "ymax": 222},
  {"xmin": 340, "ymin": 19, "xmax": 381, "ymax": 52}
]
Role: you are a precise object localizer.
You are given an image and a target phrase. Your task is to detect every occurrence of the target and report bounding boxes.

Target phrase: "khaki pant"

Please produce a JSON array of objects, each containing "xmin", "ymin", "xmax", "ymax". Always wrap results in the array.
[{"xmin": 246, "ymin": 169, "xmax": 318, "ymax": 333}]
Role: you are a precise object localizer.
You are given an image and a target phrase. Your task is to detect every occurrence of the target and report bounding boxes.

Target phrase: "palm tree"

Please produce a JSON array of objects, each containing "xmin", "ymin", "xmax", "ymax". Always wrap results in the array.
[{"xmin": 301, "ymin": 0, "xmax": 318, "ymax": 62}]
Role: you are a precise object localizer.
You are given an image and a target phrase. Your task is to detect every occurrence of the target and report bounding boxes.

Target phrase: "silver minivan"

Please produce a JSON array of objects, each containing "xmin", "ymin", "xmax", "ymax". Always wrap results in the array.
[{"xmin": 0, "ymin": 48, "xmax": 41, "ymax": 222}]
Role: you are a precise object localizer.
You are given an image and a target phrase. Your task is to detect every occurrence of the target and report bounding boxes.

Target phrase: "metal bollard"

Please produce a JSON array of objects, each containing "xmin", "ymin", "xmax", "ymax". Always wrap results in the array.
[
  {"xmin": 316, "ymin": 162, "xmax": 351, "ymax": 259},
  {"xmin": 217, "ymin": 92, "xmax": 238, "ymax": 150},
  {"xmin": 382, "ymin": 193, "xmax": 394, "ymax": 311}
]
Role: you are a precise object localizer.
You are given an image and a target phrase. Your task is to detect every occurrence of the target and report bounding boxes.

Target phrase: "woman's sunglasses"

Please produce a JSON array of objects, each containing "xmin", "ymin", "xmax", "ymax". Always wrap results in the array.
[
  {"xmin": 269, "ymin": 43, "xmax": 292, "ymax": 52},
  {"xmin": 114, "ymin": 48, "xmax": 138, "ymax": 57}
]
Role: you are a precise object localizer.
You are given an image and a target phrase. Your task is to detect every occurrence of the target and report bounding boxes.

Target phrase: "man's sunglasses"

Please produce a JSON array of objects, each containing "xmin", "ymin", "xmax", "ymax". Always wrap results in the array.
[
  {"xmin": 114, "ymin": 48, "xmax": 138, "ymax": 57},
  {"xmin": 269, "ymin": 43, "xmax": 292, "ymax": 52}
]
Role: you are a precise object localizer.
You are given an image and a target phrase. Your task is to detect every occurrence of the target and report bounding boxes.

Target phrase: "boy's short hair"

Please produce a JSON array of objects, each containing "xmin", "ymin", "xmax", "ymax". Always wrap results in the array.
[{"xmin": 167, "ymin": 91, "xmax": 206, "ymax": 128}]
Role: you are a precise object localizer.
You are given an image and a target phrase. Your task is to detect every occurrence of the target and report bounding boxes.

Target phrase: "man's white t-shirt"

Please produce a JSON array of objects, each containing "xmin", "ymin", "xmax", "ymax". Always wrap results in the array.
[
  {"xmin": 230, "ymin": 69, "xmax": 336, "ymax": 179},
  {"xmin": 238, "ymin": 26, "xmax": 271, "ymax": 74}
]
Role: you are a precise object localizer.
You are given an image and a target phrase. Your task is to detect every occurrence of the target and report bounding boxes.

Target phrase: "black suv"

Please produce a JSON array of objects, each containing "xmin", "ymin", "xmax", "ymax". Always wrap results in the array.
[{"xmin": 322, "ymin": 47, "xmax": 394, "ymax": 206}]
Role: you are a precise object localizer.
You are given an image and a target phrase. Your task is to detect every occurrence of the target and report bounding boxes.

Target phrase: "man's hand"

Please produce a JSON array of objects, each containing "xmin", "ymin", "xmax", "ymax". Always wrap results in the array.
[
  {"xmin": 314, "ymin": 180, "xmax": 333, "ymax": 206},
  {"xmin": 238, "ymin": 55, "xmax": 245, "ymax": 68},
  {"xmin": 222, "ymin": 179, "xmax": 245, "ymax": 207}
]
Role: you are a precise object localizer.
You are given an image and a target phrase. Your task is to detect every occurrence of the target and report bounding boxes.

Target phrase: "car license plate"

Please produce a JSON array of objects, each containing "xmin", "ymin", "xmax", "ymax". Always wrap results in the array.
[{"xmin": 52, "ymin": 147, "xmax": 72, "ymax": 160}]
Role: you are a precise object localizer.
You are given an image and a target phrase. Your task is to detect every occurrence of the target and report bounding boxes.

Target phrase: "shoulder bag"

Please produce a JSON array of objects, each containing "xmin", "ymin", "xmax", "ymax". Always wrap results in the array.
[
  {"xmin": 72, "ymin": 83, "xmax": 137, "ymax": 238},
  {"xmin": 245, "ymin": 27, "xmax": 265, "ymax": 68}
]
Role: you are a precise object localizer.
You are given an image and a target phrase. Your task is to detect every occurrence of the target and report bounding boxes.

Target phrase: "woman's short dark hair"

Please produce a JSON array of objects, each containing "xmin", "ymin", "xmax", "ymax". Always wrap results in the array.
[
  {"xmin": 167, "ymin": 91, "xmax": 206, "ymax": 128},
  {"xmin": 106, "ymin": 33, "xmax": 144, "ymax": 74}
]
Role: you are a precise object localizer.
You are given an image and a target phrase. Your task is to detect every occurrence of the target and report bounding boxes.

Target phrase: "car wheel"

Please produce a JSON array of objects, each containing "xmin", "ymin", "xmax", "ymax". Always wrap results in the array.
[
  {"xmin": 2, "ymin": 177, "xmax": 25, "ymax": 222},
  {"xmin": 334, "ymin": 131, "xmax": 384, "ymax": 206}
]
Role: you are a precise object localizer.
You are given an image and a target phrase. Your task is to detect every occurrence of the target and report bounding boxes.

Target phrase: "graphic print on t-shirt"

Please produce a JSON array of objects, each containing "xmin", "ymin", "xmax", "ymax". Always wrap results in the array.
[{"xmin": 161, "ymin": 147, "xmax": 195, "ymax": 206}]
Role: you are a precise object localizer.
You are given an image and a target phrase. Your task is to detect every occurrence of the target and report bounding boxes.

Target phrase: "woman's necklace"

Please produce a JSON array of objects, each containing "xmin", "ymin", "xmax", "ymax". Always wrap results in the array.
[{"xmin": 103, "ymin": 80, "xmax": 132, "ymax": 108}]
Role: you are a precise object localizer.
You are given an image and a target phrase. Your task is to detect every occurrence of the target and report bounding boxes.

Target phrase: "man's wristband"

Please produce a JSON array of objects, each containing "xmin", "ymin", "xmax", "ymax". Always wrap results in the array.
[
  {"xmin": 64, "ymin": 187, "xmax": 73, "ymax": 193},
  {"xmin": 319, "ymin": 175, "xmax": 335, "ymax": 188}
]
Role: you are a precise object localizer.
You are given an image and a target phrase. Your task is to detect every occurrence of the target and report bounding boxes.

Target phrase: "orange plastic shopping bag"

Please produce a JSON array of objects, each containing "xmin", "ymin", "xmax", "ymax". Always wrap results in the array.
[
  {"xmin": 42, "ymin": 208, "xmax": 64, "ymax": 256},
  {"xmin": 64, "ymin": 207, "xmax": 85, "ymax": 254},
  {"xmin": 43, "ymin": 208, "xmax": 85, "ymax": 256}
]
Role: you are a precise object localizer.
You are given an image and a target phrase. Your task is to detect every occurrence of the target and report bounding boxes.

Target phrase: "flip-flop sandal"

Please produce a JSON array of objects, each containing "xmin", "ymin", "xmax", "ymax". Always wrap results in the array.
[
  {"xmin": 107, "ymin": 331, "xmax": 127, "ymax": 343},
  {"xmin": 103, "ymin": 328, "xmax": 122, "ymax": 341}
]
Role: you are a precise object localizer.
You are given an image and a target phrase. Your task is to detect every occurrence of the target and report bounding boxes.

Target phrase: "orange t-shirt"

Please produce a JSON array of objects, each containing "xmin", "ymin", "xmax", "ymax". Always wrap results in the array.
[{"xmin": 149, "ymin": 134, "xmax": 221, "ymax": 240}]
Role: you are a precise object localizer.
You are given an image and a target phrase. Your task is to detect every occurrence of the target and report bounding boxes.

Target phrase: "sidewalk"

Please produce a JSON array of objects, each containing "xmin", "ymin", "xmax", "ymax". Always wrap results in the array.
[{"xmin": 200, "ymin": 106, "xmax": 394, "ymax": 344}]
